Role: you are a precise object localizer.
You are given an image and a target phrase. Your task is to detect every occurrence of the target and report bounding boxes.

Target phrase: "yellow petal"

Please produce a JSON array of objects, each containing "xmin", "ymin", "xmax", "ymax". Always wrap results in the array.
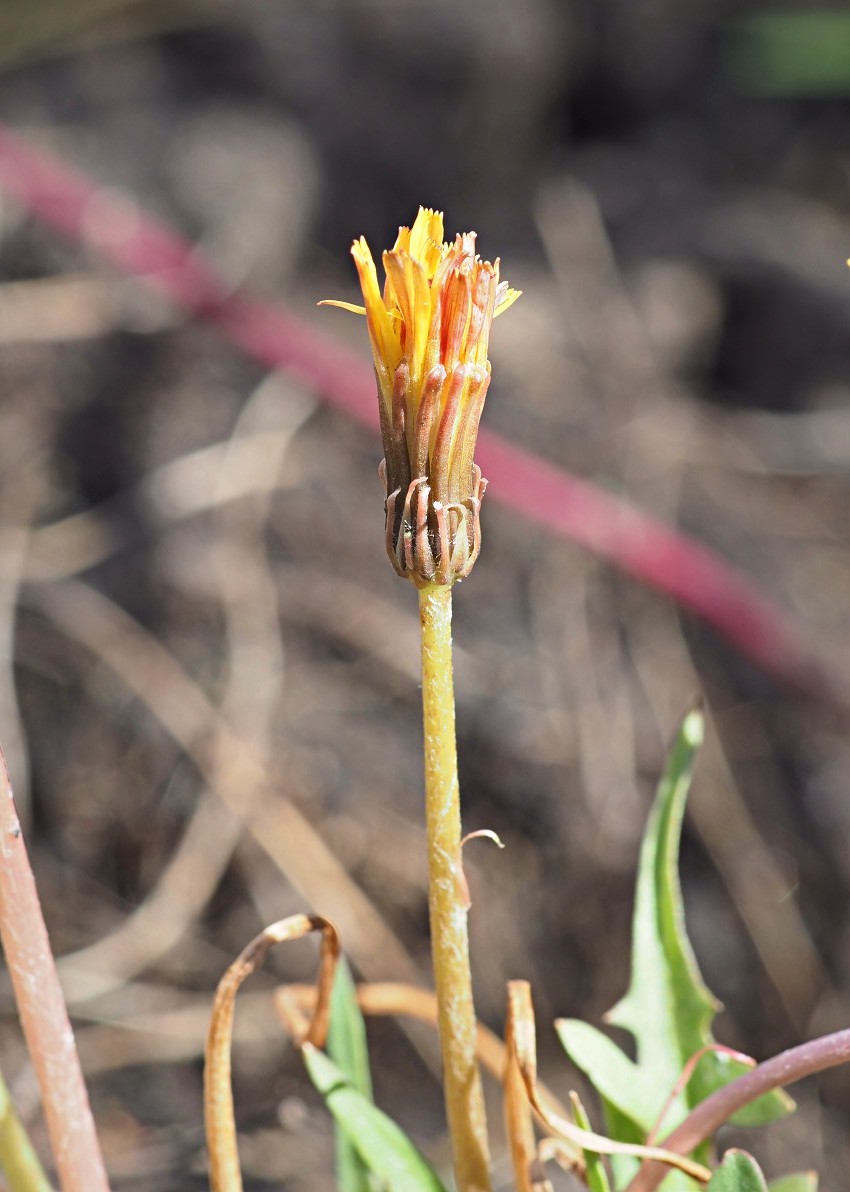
[
  {"xmin": 352, "ymin": 237, "xmax": 401, "ymax": 370},
  {"xmin": 495, "ymin": 286, "xmax": 522, "ymax": 316},
  {"xmin": 390, "ymin": 223, "xmax": 412, "ymax": 255},
  {"xmin": 317, "ymin": 299, "xmax": 367, "ymax": 315},
  {"xmin": 409, "ymin": 207, "xmax": 445, "ymax": 276},
  {"xmin": 383, "ymin": 249, "xmax": 432, "ymax": 387}
]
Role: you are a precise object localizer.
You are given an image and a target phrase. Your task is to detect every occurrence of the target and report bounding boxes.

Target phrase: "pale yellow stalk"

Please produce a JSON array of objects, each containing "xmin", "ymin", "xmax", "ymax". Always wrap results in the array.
[{"xmin": 418, "ymin": 583, "xmax": 491, "ymax": 1192}]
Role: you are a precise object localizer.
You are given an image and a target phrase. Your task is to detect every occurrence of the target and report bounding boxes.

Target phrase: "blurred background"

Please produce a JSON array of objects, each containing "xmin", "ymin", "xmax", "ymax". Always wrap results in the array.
[{"xmin": 1, "ymin": 1, "xmax": 850, "ymax": 1188}]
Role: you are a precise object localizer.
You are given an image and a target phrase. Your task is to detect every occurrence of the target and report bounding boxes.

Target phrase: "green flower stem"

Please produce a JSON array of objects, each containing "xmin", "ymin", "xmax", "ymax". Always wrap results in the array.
[
  {"xmin": 418, "ymin": 584, "xmax": 491, "ymax": 1192},
  {"xmin": 0, "ymin": 1069, "xmax": 51, "ymax": 1192}
]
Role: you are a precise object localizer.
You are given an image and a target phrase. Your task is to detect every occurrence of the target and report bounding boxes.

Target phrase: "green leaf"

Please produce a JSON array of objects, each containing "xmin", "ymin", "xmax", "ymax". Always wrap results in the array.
[
  {"xmin": 303, "ymin": 1044, "xmax": 448, "ymax": 1192},
  {"xmin": 556, "ymin": 709, "xmax": 789, "ymax": 1188},
  {"xmin": 0, "ymin": 1068, "xmax": 53, "ymax": 1192},
  {"xmin": 707, "ymin": 1150, "xmax": 768, "ymax": 1192},
  {"xmin": 729, "ymin": 13, "xmax": 850, "ymax": 97},
  {"xmin": 554, "ymin": 1020, "xmax": 651, "ymax": 1134},
  {"xmin": 328, "ymin": 959, "xmax": 373, "ymax": 1098},
  {"xmin": 570, "ymin": 1093, "xmax": 612, "ymax": 1192},
  {"xmin": 690, "ymin": 1051, "xmax": 793, "ymax": 1129},
  {"xmin": 606, "ymin": 709, "xmax": 715, "ymax": 1095},
  {"xmin": 768, "ymin": 1176, "xmax": 818, "ymax": 1192},
  {"xmin": 326, "ymin": 959, "xmax": 373, "ymax": 1192}
]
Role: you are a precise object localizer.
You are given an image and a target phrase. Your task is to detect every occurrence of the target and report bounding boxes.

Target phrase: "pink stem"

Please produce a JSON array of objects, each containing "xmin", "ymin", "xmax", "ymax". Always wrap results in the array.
[
  {"xmin": 0, "ymin": 125, "xmax": 840, "ymax": 704},
  {"xmin": 475, "ymin": 433, "xmax": 832, "ymax": 700},
  {"xmin": 625, "ymin": 1028, "xmax": 850, "ymax": 1192},
  {"xmin": 0, "ymin": 745, "xmax": 110, "ymax": 1191}
]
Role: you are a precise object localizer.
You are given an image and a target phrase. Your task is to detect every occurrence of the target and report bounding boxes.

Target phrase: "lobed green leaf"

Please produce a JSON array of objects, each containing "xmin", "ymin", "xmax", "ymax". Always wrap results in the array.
[{"xmin": 557, "ymin": 709, "xmax": 789, "ymax": 1189}]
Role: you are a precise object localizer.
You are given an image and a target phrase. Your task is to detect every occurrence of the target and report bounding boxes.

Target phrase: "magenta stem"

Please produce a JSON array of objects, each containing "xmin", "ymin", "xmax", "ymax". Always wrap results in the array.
[
  {"xmin": 625, "ymin": 1029, "xmax": 850, "ymax": 1192},
  {"xmin": 0, "ymin": 125, "xmax": 840, "ymax": 704}
]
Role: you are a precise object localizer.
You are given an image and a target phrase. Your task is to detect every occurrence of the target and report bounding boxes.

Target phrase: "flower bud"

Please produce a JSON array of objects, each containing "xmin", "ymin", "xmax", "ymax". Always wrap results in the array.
[{"xmin": 322, "ymin": 207, "xmax": 519, "ymax": 586}]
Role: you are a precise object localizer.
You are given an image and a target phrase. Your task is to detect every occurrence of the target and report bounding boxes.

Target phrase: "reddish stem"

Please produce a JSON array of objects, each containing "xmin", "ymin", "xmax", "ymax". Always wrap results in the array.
[
  {"xmin": 625, "ymin": 1028, "xmax": 850, "ymax": 1192},
  {"xmin": 0, "ymin": 125, "xmax": 840, "ymax": 704},
  {"xmin": 474, "ymin": 433, "xmax": 833, "ymax": 700},
  {"xmin": 0, "ymin": 746, "xmax": 110, "ymax": 1192}
]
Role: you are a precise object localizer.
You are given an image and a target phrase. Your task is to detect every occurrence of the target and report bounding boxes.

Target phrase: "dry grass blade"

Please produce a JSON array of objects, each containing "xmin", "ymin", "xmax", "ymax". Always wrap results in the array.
[
  {"xmin": 205, "ymin": 913, "xmax": 340, "ymax": 1192},
  {"xmin": 505, "ymin": 981, "xmax": 711, "ymax": 1184},
  {"xmin": 0, "ymin": 516, "xmax": 34, "ymax": 833},
  {"xmin": 538, "ymin": 1136, "xmax": 587, "ymax": 1180},
  {"xmin": 277, "ymin": 978, "xmax": 576, "ymax": 1188},
  {"xmin": 22, "ymin": 579, "xmax": 422, "ymax": 1000},
  {"xmin": 0, "ymin": 411, "xmax": 46, "ymax": 833},
  {"xmin": 17, "ymin": 379, "xmax": 329, "ymax": 1009},
  {"xmin": 0, "ymin": 274, "xmax": 122, "ymax": 343},
  {"xmin": 58, "ymin": 792, "xmax": 247, "ymax": 1002},
  {"xmin": 73, "ymin": 988, "xmax": 279, "ymax": 1074},
  {"xmin": 0, "ymin": 0, "xmax": 234, "ymax": 68},
  {"xmin": 25, "ymin": 422, "xmax": 310, "ymax": 582},
  {"xmin": 211, "ymin": 374, "xmax": 301, "ymax": 965},
  {"xmin": 503, "ymin": 985, "xmax": 550, "ymax": 1192},
  {"xmin": 688, "ymin": 714, "xmax": 825, "ymax": 1023},
  {"xmin": 277, "ymin": 982, "xmax": 510, "ymax": 1088}
]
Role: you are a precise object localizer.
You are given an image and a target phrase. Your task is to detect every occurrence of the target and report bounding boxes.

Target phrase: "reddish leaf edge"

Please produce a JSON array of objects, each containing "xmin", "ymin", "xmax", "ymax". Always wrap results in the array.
[{"xmin": 0, "ymin": 124, "xmax": 841, "ymax": 708}]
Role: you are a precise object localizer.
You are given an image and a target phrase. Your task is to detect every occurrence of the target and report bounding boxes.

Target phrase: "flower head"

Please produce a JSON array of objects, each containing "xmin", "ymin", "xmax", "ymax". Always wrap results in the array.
[{"xmin": 322, "ymin": 207, "xmax": 519, "ymax": 587}]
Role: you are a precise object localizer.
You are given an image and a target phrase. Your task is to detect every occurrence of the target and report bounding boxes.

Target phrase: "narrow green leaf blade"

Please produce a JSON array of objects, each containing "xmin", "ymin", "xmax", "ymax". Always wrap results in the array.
[
  {"xmin": 326, "ymin": 959, "xmax": 373, "ymax": 1192},
  {"xmin": 571, "ymin": 1093, "xmax": 613, "ymax": 1192},
  {"xmin": 707, "ymin": 1150, "xmax": 768, "ymax": 1192},
  {"xmin": 303, "ymin": 1045, "xmax": 448, "ymax": 1192},
  {"xmin": 328, "ymin": 959, "xmax": 373, "ymax": 1098},
  {"xmin": 768, "ymin": 1175, "xmax": 818, "ymax": 1192}
]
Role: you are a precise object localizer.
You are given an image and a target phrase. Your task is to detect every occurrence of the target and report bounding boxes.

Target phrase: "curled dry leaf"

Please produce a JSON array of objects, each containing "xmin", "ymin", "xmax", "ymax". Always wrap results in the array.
[
  {"xmin": 276, "ymin": 979, "xmax": 570, "ymax": 1119},
  {"xmin": 204, "ymin": 913, "xmax": 340, "ymax": 1192},
  {"xmin": 505, "ymin": 981, "xmax": 712, "ymax": 1185},
  {"xmin": 277, "ymin": 978, "xmax": 578, "ymax": 1188},
  {"xmin": 504, "ymin": 985, "xmax": 557, "ymax": 1192}
]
